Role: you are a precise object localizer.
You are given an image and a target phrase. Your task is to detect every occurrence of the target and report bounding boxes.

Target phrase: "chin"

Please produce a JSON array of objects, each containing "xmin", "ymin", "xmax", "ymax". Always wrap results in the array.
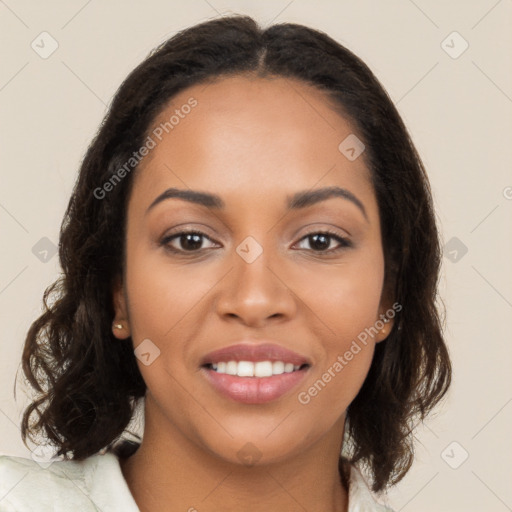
[{"xmin": 193, "ymin": 415, "xmax": 326, "ymax": 468}]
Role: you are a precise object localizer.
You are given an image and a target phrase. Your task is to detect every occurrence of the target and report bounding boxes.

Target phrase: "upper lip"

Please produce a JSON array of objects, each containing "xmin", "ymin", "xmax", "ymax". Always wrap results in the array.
[{"xmin": 201, "ymin": 342, "xmax": 312, "ymax": 366}]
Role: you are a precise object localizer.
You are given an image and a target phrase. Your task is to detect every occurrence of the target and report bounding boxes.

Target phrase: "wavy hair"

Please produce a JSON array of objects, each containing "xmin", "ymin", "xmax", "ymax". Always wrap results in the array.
[{"xmin": 18, "ymin": 14, "xmax": 451, "ymax": 492}]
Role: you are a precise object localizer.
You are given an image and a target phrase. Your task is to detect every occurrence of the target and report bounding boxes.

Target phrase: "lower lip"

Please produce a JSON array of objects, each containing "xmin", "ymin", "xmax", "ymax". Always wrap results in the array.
[{"xmin": 202, "ymin": 367, "xmax": 309, "ymax": 404}]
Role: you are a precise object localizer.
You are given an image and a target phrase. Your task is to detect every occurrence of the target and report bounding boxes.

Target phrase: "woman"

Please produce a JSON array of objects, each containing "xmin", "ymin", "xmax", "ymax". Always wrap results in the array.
[{"xmin": 0, "ymin": 15, "xmax": 451, "ymax": 511}]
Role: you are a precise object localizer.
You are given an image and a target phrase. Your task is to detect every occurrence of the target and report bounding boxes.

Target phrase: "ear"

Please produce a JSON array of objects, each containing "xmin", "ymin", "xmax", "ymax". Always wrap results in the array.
[
  {"xmin": 111, "ymin": 275, "xmax": 131, "ymax": 339},
  {"xmin": 374, "ymin": 295, "xmax": 398, "ymax": 343},
  {"xmin": 374, "ymin": 268, "xmax": 399, "ymax": 343}
]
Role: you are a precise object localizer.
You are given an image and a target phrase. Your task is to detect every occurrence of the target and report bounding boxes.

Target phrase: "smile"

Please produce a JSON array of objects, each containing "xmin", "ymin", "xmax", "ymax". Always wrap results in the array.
[{"xmin": 200, "ymin": 342, "xmax": 312, "ymax": 404}]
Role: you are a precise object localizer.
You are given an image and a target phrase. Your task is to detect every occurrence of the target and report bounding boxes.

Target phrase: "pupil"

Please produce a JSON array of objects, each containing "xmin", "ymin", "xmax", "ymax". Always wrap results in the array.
[
  {"xmin": 182, "ymin": 233, "xmax": 202, "ymax": 251},
  {"xmin": 310, "ymin": 234, "xmax": 329, "ymax": 251}
]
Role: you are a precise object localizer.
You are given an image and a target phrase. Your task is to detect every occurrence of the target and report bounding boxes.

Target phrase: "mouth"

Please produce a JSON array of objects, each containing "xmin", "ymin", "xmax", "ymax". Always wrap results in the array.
[{"xmin": 200, "ymin": 342, "xmax": 311, "ymax": 404}]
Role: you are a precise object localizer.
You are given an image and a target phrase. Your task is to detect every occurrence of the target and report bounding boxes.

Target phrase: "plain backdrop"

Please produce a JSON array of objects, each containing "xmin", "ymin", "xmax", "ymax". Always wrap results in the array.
[{"xmin": 1, "ymin": 1, "xmax": 511, "ymax": 511}]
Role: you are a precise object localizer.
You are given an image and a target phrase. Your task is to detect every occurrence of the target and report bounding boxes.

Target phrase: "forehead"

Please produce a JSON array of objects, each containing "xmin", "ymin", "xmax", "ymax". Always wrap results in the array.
[{"xmin": 131, "ymin": 74, "xmax": 375, "ymax": 216}]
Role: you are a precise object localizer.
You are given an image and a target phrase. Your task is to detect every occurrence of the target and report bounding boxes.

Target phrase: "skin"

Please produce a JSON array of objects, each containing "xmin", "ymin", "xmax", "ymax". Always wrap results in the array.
[{"xmin": 112, "ymin": 74, "xmax": 394, "ymax": 512}]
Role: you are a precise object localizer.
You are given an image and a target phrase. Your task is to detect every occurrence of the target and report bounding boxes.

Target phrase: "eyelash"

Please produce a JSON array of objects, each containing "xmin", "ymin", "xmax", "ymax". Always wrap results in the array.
[{"xmin": 159, "ymin": 228, "xmax": 352, "ymax": 256}]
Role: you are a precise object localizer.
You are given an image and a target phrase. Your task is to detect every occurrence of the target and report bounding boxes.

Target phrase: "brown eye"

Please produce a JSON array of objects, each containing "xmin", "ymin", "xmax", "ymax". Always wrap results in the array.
[
  {"xmin": 161, "ymin": 231, "xmax": 217, "ymax": 253},
  {"xmin": 295, "ymin": 231, "xmax": 352, "ymax": 253}
]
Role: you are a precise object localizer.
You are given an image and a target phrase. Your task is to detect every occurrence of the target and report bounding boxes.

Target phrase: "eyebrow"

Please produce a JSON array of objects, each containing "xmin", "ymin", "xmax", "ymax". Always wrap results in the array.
[{"xmin": 146, "ymin": 186, "xmax": 368, "ymax": 220}]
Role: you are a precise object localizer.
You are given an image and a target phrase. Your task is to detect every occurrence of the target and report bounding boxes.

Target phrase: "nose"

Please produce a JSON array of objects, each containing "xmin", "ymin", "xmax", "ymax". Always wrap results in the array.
[{"xmin": 215, "ymin": 243, "xmax": 297, "ymax": 328}]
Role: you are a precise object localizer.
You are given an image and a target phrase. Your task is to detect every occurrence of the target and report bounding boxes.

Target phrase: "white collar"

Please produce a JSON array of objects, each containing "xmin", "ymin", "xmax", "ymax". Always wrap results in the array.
[{"xmin": 348, "ymin": 464, "xmax": 394, "ymax": 511}]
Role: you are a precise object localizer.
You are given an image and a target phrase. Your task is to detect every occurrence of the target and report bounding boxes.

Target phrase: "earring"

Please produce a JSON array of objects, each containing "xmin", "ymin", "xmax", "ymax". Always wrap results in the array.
[
  {"xmin": 113, "ymin": 323, "xmax": 123, "ymax": 330},
  {"xmin": 379, "ymin": 313, "xmax": 390, "ymax": 323}
]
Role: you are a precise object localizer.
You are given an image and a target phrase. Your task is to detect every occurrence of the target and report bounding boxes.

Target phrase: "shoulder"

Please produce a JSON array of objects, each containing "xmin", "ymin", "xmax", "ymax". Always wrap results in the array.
[
  {"xmin": 348, "ymin": 464, "xmax": 396, "ymax": 512},
  {"xmin": 0, "ymin": 453, "xmax": 98, "ymax": 511},
  {"xmin": 0, "ymin": 452, "xmax": 139, "ymax": 511}
]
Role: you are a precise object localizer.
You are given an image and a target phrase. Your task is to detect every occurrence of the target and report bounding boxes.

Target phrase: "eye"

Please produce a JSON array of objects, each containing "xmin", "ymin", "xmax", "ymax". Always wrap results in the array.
[
  {"xmin": 294, "ymin": 230, "xmax": 352, "ymax": 254},
  {"xmin": 160, "ymin": 230, "xmax": 218, "ymax": 253},
  {"xmin": 160, "ymin": 228, "xmax": 352, "ymax": 255}
]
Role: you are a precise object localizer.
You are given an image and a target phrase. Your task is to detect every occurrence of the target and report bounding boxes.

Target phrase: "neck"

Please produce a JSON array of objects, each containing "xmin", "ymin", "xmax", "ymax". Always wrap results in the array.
[{"xmin": 120, "ymin": 397, "xmax": 348, "ymax": 512}]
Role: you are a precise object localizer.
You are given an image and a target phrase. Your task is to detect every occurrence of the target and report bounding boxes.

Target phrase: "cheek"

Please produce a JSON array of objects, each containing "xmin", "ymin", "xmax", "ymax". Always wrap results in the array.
[
  {"xmin": 294, "ymin": 248, "xmax": 385, "ymax": 341},
  {"xmin": 294, "ymin": 275, "xmax": 381, "ymax": 426},
  {"xmin": 124, "ymin": 241, "xmax": 212, "ymax": 341},
  {"xmin": 293, "ymin": 250, "xmax": 384, "ymax": 411},
  {"xmin": 123, "ymin": 241, "xmax": 226, "ymax": 400},
  {"xmin": 123, "ymin": 245, "xmax": 211, "ymax": 421}
]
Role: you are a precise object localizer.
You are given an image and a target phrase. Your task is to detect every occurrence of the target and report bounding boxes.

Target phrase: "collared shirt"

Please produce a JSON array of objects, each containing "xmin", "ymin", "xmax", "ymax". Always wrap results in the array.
[{"xmin": 0, "ymin": 452, "xmax": 395, "ymax": 511}]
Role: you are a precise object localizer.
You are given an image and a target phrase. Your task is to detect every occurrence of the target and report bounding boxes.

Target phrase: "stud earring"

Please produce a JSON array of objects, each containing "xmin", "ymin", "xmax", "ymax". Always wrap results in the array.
[{"xmin": 113, "ymin": 323, "xmax": 123, "ymax": 330}]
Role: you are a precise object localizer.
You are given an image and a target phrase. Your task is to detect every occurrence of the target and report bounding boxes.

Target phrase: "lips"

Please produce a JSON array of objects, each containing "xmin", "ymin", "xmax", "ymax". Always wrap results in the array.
[
  {"xmin": 201, "ymin": 343, "xmax": 311, "ymax": 366},
  {"xmin": 200, "ymin": 342, "xmax": 311, "ymax": 404}
]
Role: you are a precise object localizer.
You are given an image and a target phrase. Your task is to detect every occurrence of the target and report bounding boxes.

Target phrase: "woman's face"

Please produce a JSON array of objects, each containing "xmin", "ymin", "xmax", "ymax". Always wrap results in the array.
[{"xmin": 113, "ymin": 75, "xmax": 393, "ymax": 465}]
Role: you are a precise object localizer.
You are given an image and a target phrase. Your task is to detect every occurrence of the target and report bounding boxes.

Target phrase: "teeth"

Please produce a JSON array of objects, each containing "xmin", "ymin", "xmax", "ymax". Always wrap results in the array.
[
  {"xmin": 255, "ymin": 361, "xmax": 273, "ymax": 377},
  {"xmin": 284, "ymin": 363, "xmax": 294, "ymax": 373},
  {"xmin": 225, "ymin": 361, "xmax": 238, "ymax": 375},
  {"xmin": 272, "ymin": 361, "xmax": 284, "ymax": 375},
  {"xmin": 238, "ymin": 361, "xmax": 254, "ymax": 377},
  {"xmin": 210, "ymin": 360, "xmax": 304, "ymax": 377}
]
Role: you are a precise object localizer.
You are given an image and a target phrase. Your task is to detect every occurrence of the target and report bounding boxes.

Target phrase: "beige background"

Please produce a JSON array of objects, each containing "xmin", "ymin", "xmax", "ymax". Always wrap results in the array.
[{"xmin": 1, "ymin": 1, "xmax": 511, "ymax": 511}]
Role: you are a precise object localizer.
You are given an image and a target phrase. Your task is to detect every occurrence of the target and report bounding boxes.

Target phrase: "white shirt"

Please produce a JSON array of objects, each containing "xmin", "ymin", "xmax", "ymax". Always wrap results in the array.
[{"xmin": 0, "ymin": 452, "xmax": 395, "ymax": 511}]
